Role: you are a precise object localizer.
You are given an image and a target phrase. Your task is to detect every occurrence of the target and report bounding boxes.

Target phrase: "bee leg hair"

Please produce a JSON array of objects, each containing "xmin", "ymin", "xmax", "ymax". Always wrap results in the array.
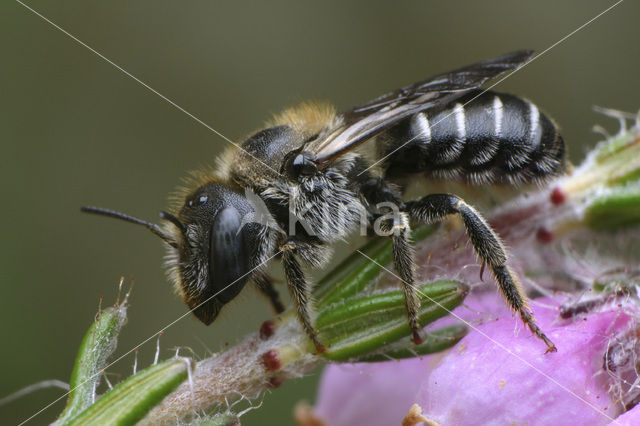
[
  {"xmin": 280, "ymin": 242, "xmax": 326, "ymax": 353},
  {"xmin": 361, "ymin": 177, "xmax": 424, "ymax": 344},
  {"xmin": 405, "ymin": 193, "xmax": 557, "ymax": 353},
  {"xmin": 254, "ymin": 272, "xmax": 285, "ymax": 314}
]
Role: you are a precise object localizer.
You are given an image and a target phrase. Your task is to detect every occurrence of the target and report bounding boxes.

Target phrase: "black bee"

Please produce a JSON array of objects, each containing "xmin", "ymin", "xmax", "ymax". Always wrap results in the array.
[{"xmin": 83, "ymin": 50, "xmax": 564, "ymax": 353}]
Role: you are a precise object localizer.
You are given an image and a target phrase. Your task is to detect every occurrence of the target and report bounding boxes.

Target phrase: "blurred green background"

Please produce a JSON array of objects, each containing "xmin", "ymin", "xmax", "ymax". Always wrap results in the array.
[{"xmin": 1, "ymin": 1, "xmax": 639, "ymax": 424}]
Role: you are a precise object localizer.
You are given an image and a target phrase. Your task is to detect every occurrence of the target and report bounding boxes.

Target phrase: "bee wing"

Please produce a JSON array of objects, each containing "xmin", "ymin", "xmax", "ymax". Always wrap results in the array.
[{"xmin": 307, "ymin": 50, "xmax": 535, "ymax": 167}]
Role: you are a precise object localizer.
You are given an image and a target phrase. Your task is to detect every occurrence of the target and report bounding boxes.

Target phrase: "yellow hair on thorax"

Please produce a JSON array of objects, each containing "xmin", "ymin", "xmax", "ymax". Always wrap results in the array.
[
  {"xmin": 267, "ymin": 101, "xmax": 337, "ymax": 139},
  {"xmin": 166, "ymin": 101, "xmax": 337, "ymax": 214}
]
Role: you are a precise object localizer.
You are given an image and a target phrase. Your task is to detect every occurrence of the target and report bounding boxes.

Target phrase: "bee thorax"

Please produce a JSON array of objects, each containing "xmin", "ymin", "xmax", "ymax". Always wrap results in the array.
[{"xmin": 262, "ymin": 165, "xmax": 366, "ymax": 243}]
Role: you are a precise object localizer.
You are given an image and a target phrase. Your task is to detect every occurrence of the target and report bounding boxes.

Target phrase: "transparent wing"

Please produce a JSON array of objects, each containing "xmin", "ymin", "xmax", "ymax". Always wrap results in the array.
[{"xmin": 306, "ymin": 50, "xmax": 535, "ymax": 167}]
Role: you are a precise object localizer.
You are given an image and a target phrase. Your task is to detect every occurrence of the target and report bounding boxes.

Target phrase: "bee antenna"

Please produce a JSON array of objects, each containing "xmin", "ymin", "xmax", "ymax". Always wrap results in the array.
[
  {"xmin": 81, "ymin": 206, "xmax": 179, "ymax": 249},
  {"xmin": 159, "ymin": 211, "xmax": 188, "ymax": 235}
]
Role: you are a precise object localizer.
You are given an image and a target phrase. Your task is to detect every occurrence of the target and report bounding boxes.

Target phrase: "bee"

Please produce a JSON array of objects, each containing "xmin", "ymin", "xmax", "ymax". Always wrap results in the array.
[{"xmin": 83, "ymin": 50, "xmax": 564, "ymax": 353}]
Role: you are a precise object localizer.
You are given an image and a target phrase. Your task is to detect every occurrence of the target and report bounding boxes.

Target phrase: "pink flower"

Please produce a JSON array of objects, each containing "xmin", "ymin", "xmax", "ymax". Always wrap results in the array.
[
  {"xmin": 612, "ymin": 405, "xmax": 640, "ymax": 426},
  {"xmin": 314, "ymin": 356, "xmax": 435, "ymax": 425},
  {"xmin": 314, "ymin": 294, "xmax": 635, "ymax": 425}
]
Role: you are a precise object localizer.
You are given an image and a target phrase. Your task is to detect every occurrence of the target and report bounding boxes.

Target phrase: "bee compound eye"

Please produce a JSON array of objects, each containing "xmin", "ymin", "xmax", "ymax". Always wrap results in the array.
[{"xmin": 209, "ymin": 207, "xmax": 249, "ymax": 303}]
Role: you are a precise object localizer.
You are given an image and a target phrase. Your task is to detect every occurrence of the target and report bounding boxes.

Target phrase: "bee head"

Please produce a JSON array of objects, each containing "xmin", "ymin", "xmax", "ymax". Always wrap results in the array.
[
  {"xmin": 82, "ymin": 183, "xmax": 260, "ymax": 325},
  {"xmin": 168, "ymin": 183, "xmax": 260, "ymax": 324}
]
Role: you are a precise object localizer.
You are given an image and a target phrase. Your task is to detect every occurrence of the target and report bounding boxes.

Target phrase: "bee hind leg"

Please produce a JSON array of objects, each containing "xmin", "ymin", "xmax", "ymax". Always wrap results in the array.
[
  {"xmin": 280, "ymin": 242, "xmax": 326, "ymax": 353},
  {"xmin": 405, "ymin": 193, "xmax": 557, "ymax": 353}
]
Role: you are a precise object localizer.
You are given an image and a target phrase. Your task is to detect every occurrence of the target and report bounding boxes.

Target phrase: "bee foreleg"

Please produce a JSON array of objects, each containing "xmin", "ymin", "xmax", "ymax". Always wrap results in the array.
[
  {"xmin": 405, "ymin": 194, "xmax": 557, "ymax": 352},
  {"xmin": 280, "ymin": 242, "xmax": 327, "ymax": 353},
  {"xmin": 254, "ymin": 273, "xmax": 285, "ymax": 314}
]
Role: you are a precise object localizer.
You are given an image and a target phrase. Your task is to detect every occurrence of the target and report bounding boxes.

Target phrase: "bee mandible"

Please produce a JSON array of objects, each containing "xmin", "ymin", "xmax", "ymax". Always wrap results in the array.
[{"xmin": 83, "ymin": 50, "xmax": 564, "ymax": 353}]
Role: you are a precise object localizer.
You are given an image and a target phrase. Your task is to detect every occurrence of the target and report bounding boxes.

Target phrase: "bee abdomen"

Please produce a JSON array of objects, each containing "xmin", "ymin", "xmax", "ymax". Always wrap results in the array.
[{"xmin": 381, "ymin": 90, "xmax": 565, "ymax": 184}]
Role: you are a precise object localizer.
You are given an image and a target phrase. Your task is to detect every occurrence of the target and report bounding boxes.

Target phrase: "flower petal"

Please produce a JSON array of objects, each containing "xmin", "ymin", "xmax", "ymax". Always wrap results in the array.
[
  {"xmin": 314, "ymin": 294, "xmax": 636, "ymax": 426},
  {"xmin": 315, "ymin": 356, "xmax": 439, "ymax": 426},
  {"xmin": 417, "ymin": 298, "xmax": 629, "ymax": 425}
]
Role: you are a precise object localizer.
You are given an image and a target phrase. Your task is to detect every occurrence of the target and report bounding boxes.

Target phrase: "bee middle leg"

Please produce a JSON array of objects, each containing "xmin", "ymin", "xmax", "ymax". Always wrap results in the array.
[
  {"xmin": 405, "ymin": 193, "xmax": 557, "ymax": 352},
  {"xmin": 254, "ymin": 273, "xmax": 285, "ymax": 314},
  {"xmin": 389, "ymin": 217, "xmax": 424, "ymax": 344},
  {"xmin": 280, "ymin": 241, "xmax": 326, "ymax": 353},
  {"xmin": 361, "ymin": 177, "xmax": 424, "ymax": 344}
]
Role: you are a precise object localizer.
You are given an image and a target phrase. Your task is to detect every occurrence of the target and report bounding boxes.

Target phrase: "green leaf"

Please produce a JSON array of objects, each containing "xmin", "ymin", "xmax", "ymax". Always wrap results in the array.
[
  {"xmin": 594, "ymin": 129, "xmax": 640, "ymax": 187},
  {"xmin": 57, "ymin": 303, "xmax": 127, "ymax": 424},
  {"xmin": 313, "ymin": 237, "xmax": 390, "ymax": 307},
  {"xmin": 66, "ymin": 358, "xmax": 192, "ymax": 426},
  {"xmin": 317, "ymin": 280, "xmax": 468, "ymax": 361},
  {"xmin": 353, "ymin": 324, "xmax": 468, "ymax": 362},
  {"xmin": 585, "ymin": 185, "xmax": 640, "ymax": 229},
  {"xmin": 313, "ymin": 225, "xmax": 435, "ymax": 308},
  {"xmin": 595, "ymin": 131, "xmax": 638, "ymax": 163}
]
